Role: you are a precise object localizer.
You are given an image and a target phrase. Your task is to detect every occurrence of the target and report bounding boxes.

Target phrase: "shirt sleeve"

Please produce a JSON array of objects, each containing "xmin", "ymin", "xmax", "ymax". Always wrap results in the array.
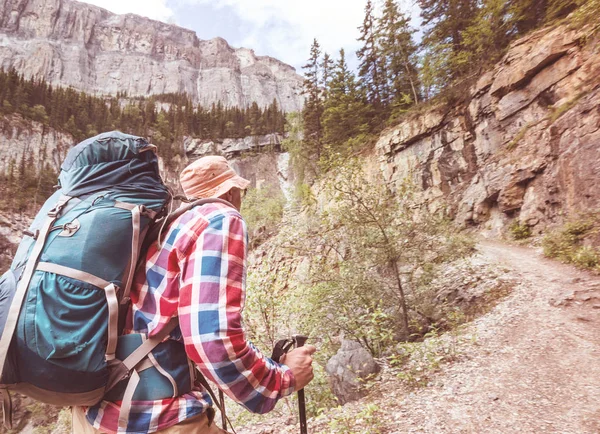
[{"xmin": 176, "ymin": 211, "xmax": 295, "ymax": 414}]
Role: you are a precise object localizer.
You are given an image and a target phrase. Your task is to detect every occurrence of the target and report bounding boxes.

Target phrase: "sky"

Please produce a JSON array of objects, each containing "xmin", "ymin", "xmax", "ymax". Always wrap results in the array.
[{"xmin": 81, "ymin": 0, "xmax": 421, "ymax": 73}]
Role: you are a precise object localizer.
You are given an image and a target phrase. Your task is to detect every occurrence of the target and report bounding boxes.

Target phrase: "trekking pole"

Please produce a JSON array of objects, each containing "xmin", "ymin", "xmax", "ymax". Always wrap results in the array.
[{"xmin": 292, "ymin": 334, "xmax": 309, "ymax": 434}]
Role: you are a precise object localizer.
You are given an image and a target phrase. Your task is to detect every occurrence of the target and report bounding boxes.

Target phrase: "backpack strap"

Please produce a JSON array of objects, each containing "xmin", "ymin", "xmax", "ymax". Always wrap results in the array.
[
  {"xmin": 0, "ymin": 195, "xmax": 72, "ymax": 383},
  {"xmin": 113, "ymin": 202, "xmax": 157, "ymax": 303},
  {"xmin": 1, "ymin": 389, "xmax": 12, "ymax": 429},
  {"xmin": 195, "ymin": 370, "xmax": 237, "ymax": 434},
  {"xmin": 105, "ymin": 317, "xmax": 181, "ymax": 394},
  {"xmin": 141, "ymin": 197, "xmax": 234, "ymax": 258},
  {"xmin": 104, "ymin": 317, "xmax": 180, "ymax": 430}
]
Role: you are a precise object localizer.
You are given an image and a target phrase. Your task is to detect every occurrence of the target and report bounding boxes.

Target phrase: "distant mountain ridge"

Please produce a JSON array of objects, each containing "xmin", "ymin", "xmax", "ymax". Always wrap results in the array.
[{"xmin": 0, "ymin": 0, "xmax": 304, "ymax": 111}]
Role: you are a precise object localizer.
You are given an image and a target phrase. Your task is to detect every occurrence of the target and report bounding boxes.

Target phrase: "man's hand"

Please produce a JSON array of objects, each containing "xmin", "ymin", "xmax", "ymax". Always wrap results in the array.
[{"xmin": 281, "ymin": 345, "xmax": 316, "ymax": 390}]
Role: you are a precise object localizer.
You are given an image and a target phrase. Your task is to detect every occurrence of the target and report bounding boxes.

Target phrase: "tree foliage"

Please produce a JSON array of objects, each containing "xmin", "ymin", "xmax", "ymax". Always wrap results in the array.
[
  {"xmin": 0, "ymin": 68, "xmax": 286, "ymax": 162},
  {"xmin": 0, "ymin": 67, "xmax": 287, "ymax": 212},
  {"xmin": 246, "ymin": 159, "xmax": 474, "ymax": 360}
]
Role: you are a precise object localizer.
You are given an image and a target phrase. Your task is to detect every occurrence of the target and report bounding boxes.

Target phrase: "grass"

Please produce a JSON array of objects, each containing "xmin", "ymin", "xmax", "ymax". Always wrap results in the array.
[
  {"xmin": 327, "ymin": 403, "xmax": 385, "ymax": 434},
  {"xmin": 506, "ymin": 122, "xmax": 533, "ymax": 151},
  {"xmin": 546, "ymin": 91, "xmax": 588, "ymax": 124}
]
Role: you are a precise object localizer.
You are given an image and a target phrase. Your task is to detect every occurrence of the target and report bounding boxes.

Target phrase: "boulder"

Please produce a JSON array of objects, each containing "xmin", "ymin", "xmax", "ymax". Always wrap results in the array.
[{"xmin": 325, "ymin": 340, "xmax": 380, "ymax": 405}]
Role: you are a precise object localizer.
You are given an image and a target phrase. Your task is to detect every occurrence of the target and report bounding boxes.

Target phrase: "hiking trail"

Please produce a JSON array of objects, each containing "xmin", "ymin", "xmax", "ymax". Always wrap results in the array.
[{"xmin": 244, "ymin": 240, "xmax": 600, "ymax": 434}]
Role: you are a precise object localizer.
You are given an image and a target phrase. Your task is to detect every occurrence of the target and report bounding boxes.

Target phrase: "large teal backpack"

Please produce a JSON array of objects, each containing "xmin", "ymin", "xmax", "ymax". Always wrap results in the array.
[{"xmin": 0, "ymin": 132, "xmax": 181, "ymax": 428}]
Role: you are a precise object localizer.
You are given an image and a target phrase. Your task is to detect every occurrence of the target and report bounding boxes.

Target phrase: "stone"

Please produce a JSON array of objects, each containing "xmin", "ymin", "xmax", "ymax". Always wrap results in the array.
[
  {"xmin": 0, "ymin": 0, "xmax": 304, "ymax": 112},
  {"xmin": 496, "ymin": 52, "xmax": 582, "ymax": 121},
  {"xmin": 325, "ymin": 340, "xmax": 380, "ymax": 405}
]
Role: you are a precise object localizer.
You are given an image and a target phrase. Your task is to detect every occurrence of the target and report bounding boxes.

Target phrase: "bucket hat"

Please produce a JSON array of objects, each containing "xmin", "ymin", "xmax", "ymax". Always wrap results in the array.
[{"xmin": 180, "ymin": 156, "xmax": 250, "ymax": 199}]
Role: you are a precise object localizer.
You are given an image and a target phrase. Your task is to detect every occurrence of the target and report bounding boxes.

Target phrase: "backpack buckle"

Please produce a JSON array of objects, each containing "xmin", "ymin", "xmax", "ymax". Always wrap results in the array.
[
  {"xmin": 23, "ymin": 230, "xmax": 39, "ymax": 240},
  {"xmin": 48, "ymin": 196, "xmax": 71, "ymax": 218}
]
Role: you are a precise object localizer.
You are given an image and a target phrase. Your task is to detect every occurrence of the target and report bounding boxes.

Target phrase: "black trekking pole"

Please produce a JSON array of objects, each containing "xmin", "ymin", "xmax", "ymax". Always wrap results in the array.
[
  {"xmin": 271, "ymin": 335, "xmax": 310, "ymax": 434},
  {"xmin": 292, "ymin": 334, "xmax": 309, "ymax": 434}
]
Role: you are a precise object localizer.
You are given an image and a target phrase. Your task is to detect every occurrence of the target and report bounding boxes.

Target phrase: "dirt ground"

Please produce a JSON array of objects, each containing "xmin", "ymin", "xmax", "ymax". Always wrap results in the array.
[{"xmin": 243, "ymin": 240, "xmax": 600, "ymax": 434}]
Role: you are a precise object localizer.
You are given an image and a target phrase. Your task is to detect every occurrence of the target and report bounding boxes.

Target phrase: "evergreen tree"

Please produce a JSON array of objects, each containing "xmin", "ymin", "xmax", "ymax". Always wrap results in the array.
[
  {"xmin": 418, "ymin": 0, "xmax": 479, "ymax": 88},
  {"xmin": 459, "ymin": 0, "xmax": 513, "ymax": 70},
  {"xmin": 508, "ymin": 0, "xmax": 548, "ymax": 33},
  {"xmin": 357, "ymin": 0, "xmax": 387, "ymax": 109},
  {"xmin": 378, "ymin": 0, "xmax": 420, "ymax": 108},
  {"xmin": 322, "ymin": 49, "xmax": 370, "ymax": 148},
  {"xmin": 302, "ymin": 38, "xmax": 325, "ymax": 160},
  {"xmin": 320, "ymin": 52, "xmax": 335, "ymax": 100}
]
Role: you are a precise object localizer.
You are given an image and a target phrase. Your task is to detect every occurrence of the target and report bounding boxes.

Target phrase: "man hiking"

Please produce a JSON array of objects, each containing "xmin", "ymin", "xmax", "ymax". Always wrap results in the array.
[{"xmin": 73, "ymin": 155, "xmax": 316, "ymax": 433}]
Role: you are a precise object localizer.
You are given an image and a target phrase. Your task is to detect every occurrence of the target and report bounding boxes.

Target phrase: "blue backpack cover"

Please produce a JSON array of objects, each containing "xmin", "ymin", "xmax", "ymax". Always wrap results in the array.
[{"xmin": 0, "ymin": 132, "xmax": 189, "ymax": 427}]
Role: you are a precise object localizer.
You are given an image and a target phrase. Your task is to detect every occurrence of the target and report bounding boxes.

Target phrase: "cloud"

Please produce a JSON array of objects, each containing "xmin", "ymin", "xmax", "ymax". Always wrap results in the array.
[
  {"xmin": 174, "ymin": 0, "xmax": 420, "ymax": 72},
  {"xmin": 178, "ymin": 0, "xmax": 364, "ymax": 70},
  {"xmin": 79, "ymin": 0, "xmax": 175, "ymax": 22},
  {"xmin": 79, "ymin": 0, "xmax": 421, "ymax": 73}
]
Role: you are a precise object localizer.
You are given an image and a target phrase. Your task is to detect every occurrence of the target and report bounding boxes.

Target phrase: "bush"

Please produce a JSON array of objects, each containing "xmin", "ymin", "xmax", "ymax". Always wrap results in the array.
[
  {"xmin": 542, "ymin": 216, "xmax": 600, "ymax": 270},
  {"xmin": 240, "ymin": 186, "xmax": 286, "ymax": 247},
  {"xmin": 509, "ymin": 220, "xmax": 532, "ymax": 240}
]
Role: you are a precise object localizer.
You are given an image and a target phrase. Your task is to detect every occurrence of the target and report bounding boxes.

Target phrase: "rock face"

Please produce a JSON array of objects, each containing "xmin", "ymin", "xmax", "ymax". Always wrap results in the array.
[
  {"xmin": 185, "ymin": 134, "xmax": 283, "ymax": 160},
  {"xmin": 0, "ymin": 113, "xmax": 72, "ymax": 177},
  {"xmin": 325, "ymin": 340, "xmax": 381, "ymax": 404},
  {"xmin": 376, "ymin": 24, "xmax": 600, "ymax": 235},
  {"xmin": 0, "ymin": 0, "xmax": 304, "ymax": 112}
]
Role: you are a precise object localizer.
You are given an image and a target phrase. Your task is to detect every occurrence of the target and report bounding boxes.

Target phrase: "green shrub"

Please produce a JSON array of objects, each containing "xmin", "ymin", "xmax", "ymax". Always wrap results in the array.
[
  {"xmin": 240, "ymin": 186, "xmax": 286, "ymax": 247},
  {"xmin": 542, "ymin": 216, "xmax": 600, "ymax": 270},
  {"xmin": 509, "ymin": 220, "xmax": 532, "ymax": 240}
]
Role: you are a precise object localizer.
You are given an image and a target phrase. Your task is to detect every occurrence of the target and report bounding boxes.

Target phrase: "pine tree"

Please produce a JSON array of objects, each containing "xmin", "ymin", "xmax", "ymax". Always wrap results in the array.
[
  {"xmin": 357, "ymin": 0, "xmax": 387, "ymax": 109},
  {"xmin": 459, "ymin": 0, "xmax": 513, "ymax": 70},
  {"xmin": 320, "ymin": 52, "xmax": 334, "ymax": 100},
  {"xmin": 322, "ymin": 49, "xmax": 370, "ymax": 148},
  {"xmin": 418, "ymin": 0, "xmax": 479, "ymax": 88},
  {"xmin": 378, "ymin": 0, "xmax": 420, "ymax": 108},
  {"xmin": 302, "ymin": 38, "xmax": 325, "ymax": 160},
  {"xmin": 508, "ymin": 0, "xmax": 548, "ymax": 34}
]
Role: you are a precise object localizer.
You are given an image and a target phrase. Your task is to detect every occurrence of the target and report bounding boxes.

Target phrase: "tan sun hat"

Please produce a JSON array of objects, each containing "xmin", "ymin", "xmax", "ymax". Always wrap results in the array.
[{"xmin": 180, "ymin": 156, "xmax": 251, "ymax": 199}]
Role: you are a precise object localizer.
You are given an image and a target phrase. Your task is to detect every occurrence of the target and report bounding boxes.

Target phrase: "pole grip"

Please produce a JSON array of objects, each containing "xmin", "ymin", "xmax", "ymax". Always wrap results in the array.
[{"xmin": 293, "ymin": 334, "xmax": 308, "ymax": 348}]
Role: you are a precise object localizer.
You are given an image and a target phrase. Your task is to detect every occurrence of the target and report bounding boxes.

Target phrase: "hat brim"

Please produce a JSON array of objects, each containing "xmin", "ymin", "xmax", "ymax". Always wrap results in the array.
[{"xmin": 195, "ymin": 174, "xmax": 251, "ymax": 199}]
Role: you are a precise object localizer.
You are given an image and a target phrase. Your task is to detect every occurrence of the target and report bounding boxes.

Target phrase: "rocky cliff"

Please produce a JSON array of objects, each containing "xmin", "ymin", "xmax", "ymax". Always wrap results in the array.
[
  {"xmin": 2, "ymin": 21, "xmax": 599, "ymax": 249},
  {"xmin": 376, "ymin": 24, "xmax": 600, "ymax": 236},
  {"xmin": 0, "ymin": 0, "xmax": 304, "ymax": 111},
  {"xmin": 0, "ymin": 114, "xmax": 289, "ymax": 204}
]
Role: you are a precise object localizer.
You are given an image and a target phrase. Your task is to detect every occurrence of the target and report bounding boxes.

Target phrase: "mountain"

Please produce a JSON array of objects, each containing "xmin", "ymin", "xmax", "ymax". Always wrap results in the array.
[{"xmin": 0, "ymin": 0, "xmax": 304, "ymax": 111}]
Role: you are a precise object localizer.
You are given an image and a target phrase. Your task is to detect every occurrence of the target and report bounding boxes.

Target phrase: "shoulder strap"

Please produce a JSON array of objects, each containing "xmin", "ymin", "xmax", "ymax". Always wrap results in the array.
[{"xmin": 141, "ymin": 197, "xmax": 234, "ymax": 255}]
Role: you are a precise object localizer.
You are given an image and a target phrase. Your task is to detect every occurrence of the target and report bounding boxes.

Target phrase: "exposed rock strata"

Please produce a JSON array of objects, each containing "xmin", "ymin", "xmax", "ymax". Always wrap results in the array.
[
  {"xmin": 376, "ymin": 24, "xmax": 600, "ymax": 235},
  {"xmin": 185, "ymin": 134, "xmax": 282, "ymax": 160},
  {"xmin": 0, "ymin": 113, "xmax": 72, "ymax": 176},
  {"xmin": 0, "ymin": 0, "xmax": 304, "ymax": 111}
]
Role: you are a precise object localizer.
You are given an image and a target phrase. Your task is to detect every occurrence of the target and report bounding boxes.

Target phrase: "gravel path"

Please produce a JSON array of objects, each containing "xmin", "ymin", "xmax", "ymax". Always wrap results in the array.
[{"xmin": 242, "ymin": 241, "xmax": 600, "ymax": 434}]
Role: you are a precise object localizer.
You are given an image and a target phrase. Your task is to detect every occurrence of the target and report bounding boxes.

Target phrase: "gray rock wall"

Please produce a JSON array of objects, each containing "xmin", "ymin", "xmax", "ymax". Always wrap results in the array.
[
  {"xmin": 376, "ymin": 24, "xmax": 600, "ymax": 236},
  {"xmin": 0, "ymin": 114, "xmax": 72, "ymax": 177},
  {"xmin": 0, "ymin": 0, "xmax": 304, "ymax": 112}
]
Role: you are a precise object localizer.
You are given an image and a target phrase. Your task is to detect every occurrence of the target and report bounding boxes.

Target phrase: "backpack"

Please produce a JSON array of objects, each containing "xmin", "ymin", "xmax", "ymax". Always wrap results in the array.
[{"xmin": 0, "ymin": 131, "xmax": 171, "ymax": 428}]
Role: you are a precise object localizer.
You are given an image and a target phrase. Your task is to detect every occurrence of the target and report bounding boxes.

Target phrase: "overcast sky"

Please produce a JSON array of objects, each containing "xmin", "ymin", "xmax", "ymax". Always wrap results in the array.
[{"xmin": 81, "ymin": 0, "xmax": 421, "ymax": 73}]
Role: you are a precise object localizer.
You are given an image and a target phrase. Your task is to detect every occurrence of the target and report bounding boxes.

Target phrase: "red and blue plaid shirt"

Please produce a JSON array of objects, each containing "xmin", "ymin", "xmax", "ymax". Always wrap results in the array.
[{"xmin": 85, "ymin": 202, "xmax": 295, "ymax": 433}]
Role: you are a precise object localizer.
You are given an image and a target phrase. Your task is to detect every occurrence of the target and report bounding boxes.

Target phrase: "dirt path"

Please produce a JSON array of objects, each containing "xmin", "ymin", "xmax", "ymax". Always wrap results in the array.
[
  {"xmin": 377, "ymin": 240, "xmax": 600, "ymax": 434},
  {"xmin": 244, "ymin": 240, "xmax": 600, "ymax": 434}
]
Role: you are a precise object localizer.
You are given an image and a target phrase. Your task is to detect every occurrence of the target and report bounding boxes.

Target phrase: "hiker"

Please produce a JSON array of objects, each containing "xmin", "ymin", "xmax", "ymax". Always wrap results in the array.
[{"xmin": 71, "ymin": 155, "xmax": 316, "ymax": 433}]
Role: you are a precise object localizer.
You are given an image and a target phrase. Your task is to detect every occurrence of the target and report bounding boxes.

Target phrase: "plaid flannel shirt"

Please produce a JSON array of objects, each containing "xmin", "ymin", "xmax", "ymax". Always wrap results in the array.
[{"xmin": 85, "ymin": 202, "xmax": 295, "ymax": 433}]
